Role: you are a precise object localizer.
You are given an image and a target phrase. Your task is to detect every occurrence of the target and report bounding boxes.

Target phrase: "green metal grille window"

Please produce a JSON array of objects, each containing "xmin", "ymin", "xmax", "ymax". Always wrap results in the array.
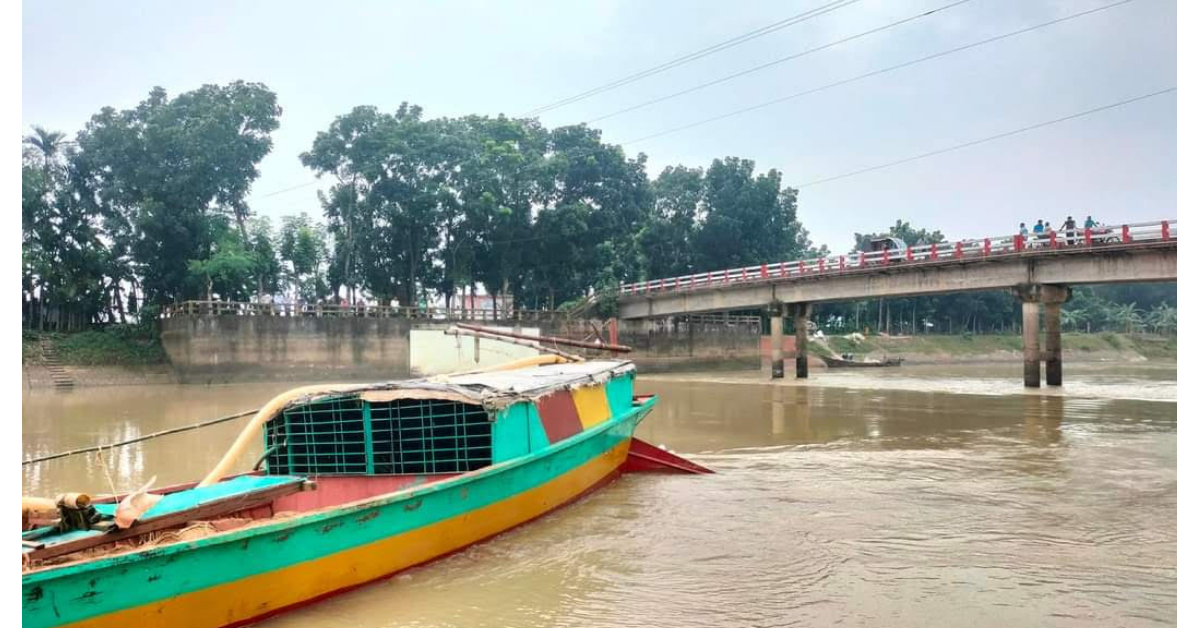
[
  {"xmin": 369, "ymin": 399, "xmax": 491, "ymax": 474},
  {"xmin": 263, "ymin": 396, "xmax": 492, "ymax": 475}
]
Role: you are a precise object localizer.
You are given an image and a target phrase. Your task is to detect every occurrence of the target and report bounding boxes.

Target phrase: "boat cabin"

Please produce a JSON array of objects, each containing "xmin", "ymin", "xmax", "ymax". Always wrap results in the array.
[{"xmin": 23, "ymin": 360, "xmax": 640, "ymax": 568}]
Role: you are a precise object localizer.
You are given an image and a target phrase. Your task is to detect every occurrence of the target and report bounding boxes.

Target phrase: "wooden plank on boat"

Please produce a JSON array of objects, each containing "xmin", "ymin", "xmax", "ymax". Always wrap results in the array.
[{"xmin": 25, "ymin": 476, "xmax": 309, "ymax": 562}]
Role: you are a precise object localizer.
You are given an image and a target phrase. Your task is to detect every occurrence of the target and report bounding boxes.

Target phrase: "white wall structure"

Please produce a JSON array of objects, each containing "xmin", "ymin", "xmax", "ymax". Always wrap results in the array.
[{"xmin": 408, "ymin": 326, "xmax": 542, "ymax": 376}]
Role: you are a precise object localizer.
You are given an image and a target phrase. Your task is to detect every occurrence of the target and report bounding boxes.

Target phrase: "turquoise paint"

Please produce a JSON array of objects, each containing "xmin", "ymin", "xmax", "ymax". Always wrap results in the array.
[
  {"xmin": 491, "ymin": 405, "xmax": 531, "ymax": 463},
  {"xmin": 362, "ymin": 402, "xmax": 375, "ymax": 475},
  {"xmin": 22, "ymin": 398, "xmax": 655, "ymax": 628},
  {"xmin": 25, "ymin": 476, "xmax": 308, "ymax": 557},
  {"xmin": 604, "ymin": 373, "xmax": 635, "ymax": 417},
  {"xmin": 525, "ymin": 401, "xmax": 551, "ymax": 451}
]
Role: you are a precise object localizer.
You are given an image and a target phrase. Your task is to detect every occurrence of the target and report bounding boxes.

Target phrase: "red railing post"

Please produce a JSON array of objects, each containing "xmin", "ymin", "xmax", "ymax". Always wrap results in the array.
[
  {"xmin": 1084, "ymin": 228, "xmax": 1092, "ymax": 246},
  {"xmin": 839, "ymin": 256, "xmax": 846, "ymax": 271},
  {"xmin": 707, "ymin": 271, "xmax": 713, "ymax": 286},
  {"xmin": 983, "ymin": 238, "xmax": 991, "ymax": 256},
  {"xmin": 1162, "ymin": 220, "xmax": 1171, "ymax": 241},
  {"xmin": 760, "ymin": 264, "xmax": 768, "ymax": 279},
  {"xmin": 858, "ymin": 252, "xmax": 866, "ymax": 267},
  {"xmin": 882, "ymin": 249, "xmax": 890, "ymax": 266},
  {"xmin": 724, "ymin": 269, "xmax": 730, "ymax": 283},
  {"xmin": 930, "ymin": 243, "xmax": 938, "ymax": 260},
  {"xmin": 1122, "ymin": 224, "xmax": 1131, "ymax": 243},
  {"xmin": 741, "ymin": 268, "xmax": 748, "ymax": 282},
  {"xmin": 906, "ymin": 246, "xmax": 913, "ymax": 261},
  {"xmin": 818, "ymin": 258, "xmax": 826, "ymax": 273},
  {"xmin": 954, "ymin": 241, "xmax": 963, "ymax": 259}
]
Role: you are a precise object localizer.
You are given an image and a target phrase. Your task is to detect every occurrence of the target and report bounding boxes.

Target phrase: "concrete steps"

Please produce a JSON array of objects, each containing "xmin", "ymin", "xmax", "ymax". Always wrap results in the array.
[{"xmin": 39, "ymin": 341, "xmax": 75, "ymax": 390}]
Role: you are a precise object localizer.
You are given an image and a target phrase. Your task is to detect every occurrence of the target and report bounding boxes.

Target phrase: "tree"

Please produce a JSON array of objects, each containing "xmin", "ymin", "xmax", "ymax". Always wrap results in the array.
[
  {"xmin": 638, "ymin": 165, "xmax": 703, "ymax": 279},
  {"xmin": 279, "ymin": 213, "xmax": 328, "ymax": 301},
  {"xmin": 248, "ymin": 217, "xmax": 282, "ymax": 298},
  {"xmin": 1110, "ymin": 303, "xmax": 1145, "ymax": 334},
  {"xmin": 187, "ymin": 234, "xmax": 256, "ymax": 302},
  {"xmin": 75, "ymin": 82, "xmax": 281, "ymax": 304},
  {"xmin": 1146, "ymin": 302, "xmax": 1176, "ymax": 336},
  {"xmin": 693, "ymin": 157, "xmax": 811, "ymax": 272}
]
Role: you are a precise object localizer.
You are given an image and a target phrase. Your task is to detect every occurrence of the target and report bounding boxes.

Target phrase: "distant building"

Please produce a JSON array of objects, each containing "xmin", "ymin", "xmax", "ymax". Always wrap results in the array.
[{"xmin": 449, "ymin": 292, "xmax": 513, "ymax": 316}]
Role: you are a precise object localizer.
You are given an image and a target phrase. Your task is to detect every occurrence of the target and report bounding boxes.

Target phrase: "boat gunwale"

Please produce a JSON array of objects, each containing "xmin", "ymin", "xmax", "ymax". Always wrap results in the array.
[{"xmin": 22, "ymin": 393, "xmax": 657, "ymax": 583}]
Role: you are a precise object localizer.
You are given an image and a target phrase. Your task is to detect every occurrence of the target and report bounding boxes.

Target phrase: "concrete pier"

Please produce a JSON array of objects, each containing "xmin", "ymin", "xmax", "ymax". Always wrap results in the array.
[
  {"xmin": 1041, "ymin": 285, "xmax": 1071, "ymax": 386},
  {"xmin": 792, "ymin": 303, "xmax": 811, "ymax": 379},
  {"xmin": 1022, "ymin": 296, "xmax": 1042, "ymax": 388},
  {"xmin": 768, "ymin": 302, "xmax": 784, "ymax": 379},
  {"xmin": 1016, "ymin": 284, "xmax": 1071, "ymax": 388}
]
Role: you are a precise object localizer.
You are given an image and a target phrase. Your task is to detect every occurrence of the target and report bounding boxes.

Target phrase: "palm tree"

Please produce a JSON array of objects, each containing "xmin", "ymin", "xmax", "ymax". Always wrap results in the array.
[
  {"xmin": 1146, "ymin": 302, "xmax": 1177, "ymax": 336},
  {"xmin": 23, "ymin": 126, "xmax": 67, "ymax": 181},
  {"xmin": 1111, "ymin": 303, "xmax": 1145, "ymax": 335},
  {"xmin": 1060, "ymin": 309, "xmax": 1083, "ymax": 332}
]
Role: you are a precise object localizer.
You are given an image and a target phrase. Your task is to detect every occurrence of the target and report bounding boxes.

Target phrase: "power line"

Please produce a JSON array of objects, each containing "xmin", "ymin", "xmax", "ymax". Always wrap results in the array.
[
  {"xmin": 254, "ymin": 179, "xmax": 322, "ymax": 199},
  {"xmin": 520, "ymin": 0, "xmax": 863, "ymax": 118},
  {"xmin": 621, "ymin": 0, "xmax": 1146, "ymax": 145},
  {"xmin": 252, "ymin": 0, "xmax": 1150, "ymax": 203},
  {"xmin": 589, "ymin": 0, "xmax": 975, "ymax": 124},
  {"xmin": 798, "ymin": 87, "xmax": 1175, "ymax": 188}
]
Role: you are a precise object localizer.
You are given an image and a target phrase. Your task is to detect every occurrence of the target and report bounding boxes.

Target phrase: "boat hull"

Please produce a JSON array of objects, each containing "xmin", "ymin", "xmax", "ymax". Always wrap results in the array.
[
  {"xmin": 23, "ymin": 397, "xmax": 655, "ymax": 628},
  {"xmin": 822, "ymin": 357, "xmax": 903, "ymax": 368}
]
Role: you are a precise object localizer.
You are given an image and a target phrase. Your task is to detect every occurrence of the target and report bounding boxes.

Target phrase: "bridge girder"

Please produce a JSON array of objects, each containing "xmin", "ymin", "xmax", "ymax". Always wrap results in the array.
[{"xmin": 617, "ymin": 244, "xmax": 1176, "ymax": 319}]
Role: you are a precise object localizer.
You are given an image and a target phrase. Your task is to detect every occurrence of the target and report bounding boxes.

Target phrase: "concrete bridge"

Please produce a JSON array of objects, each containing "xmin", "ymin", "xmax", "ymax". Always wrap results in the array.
[{"xmin": 617, "ymin": 220, "xmax": 1177, "ymax": 387}]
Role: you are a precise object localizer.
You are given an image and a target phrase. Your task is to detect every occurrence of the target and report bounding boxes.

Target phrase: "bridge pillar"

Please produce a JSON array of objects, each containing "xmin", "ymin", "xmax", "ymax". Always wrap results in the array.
[
  {"xmin": 791, "ymin": 303, "xmax": 811, "ymax": 379},
  {"xmin": 1017, "ymin": 286, "xmax": 1042, "ymax": 388},
  {"xmin": 1021, "ymin": 298, "xmax": 1041, "ymax": 388},
  {"xmin": 1015, "ymin": 284, "xmax": 1072, "ymax": 388},
  {"xmin": 767, "ymin": 301, "xmax": 785, "ymax": 379},
  {"xmin": 1041, "ymin": 285, "xmax": 1071, "ymax": 387}
]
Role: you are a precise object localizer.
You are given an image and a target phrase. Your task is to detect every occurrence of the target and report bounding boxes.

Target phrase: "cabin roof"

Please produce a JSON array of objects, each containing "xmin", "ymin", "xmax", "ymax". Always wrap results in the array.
[{"xmin": 288, "ymin": 360, "xmax": 636, "ymax": 412}]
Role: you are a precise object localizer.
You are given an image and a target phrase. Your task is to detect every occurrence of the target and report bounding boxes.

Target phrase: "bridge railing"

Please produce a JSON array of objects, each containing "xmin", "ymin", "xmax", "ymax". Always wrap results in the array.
[
  {"xmin": 619, "ymin": 219, "xmax": 1177, "ymax": 296},
  {"xmin": 161, "ymin": 301, "xmax": 570, "ymax": 323}
]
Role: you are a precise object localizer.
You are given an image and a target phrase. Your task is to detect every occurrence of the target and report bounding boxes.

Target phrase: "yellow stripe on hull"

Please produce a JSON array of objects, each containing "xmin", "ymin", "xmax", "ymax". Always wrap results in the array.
[
  {"xmin": 69, "ymin": 439, "xmax": 631, "ymax": 628},
  {"xmin": 572, "ymin": 385, "xmax": 612, "ymax": 429}
]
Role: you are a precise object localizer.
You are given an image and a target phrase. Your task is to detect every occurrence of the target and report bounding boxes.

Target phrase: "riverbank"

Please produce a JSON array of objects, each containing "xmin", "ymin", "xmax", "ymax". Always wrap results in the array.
[
  {"xmin": 804, "ymin": 331, "xmax": 1175, "ymax": 364},
  {"xmin": 22, "ymin": 330, "xmax": 1174, "ymax": 390}
]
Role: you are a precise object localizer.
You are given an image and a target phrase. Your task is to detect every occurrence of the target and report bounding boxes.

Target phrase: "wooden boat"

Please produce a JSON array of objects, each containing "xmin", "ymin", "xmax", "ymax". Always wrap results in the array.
[
  {"xmin": 822, "ymin": 354, "xmax": 904, "ymax": 368},
  {"xmin": 22, "ymin": 357, "xmax": 708, "ymax": 628}
]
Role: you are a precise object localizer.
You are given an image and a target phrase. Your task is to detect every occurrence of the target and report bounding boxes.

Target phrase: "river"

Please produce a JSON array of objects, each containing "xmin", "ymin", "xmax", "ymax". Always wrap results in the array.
[{"xmin": 22, "ymin": 362, "xmax": 1176, "ymax": 627}]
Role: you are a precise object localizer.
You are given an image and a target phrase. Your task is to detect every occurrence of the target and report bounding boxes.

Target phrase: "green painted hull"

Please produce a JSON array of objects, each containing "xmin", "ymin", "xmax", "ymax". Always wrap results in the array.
[{"xmin": 23, "ymin": 373, "xmax": 653, "ymax": 628}]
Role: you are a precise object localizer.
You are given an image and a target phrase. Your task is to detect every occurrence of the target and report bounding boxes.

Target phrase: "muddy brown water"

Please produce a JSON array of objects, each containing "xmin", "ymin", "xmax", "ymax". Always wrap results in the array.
[{"xmin": 22, "ymin": 362, "xmax": 1176, "ymax": 627}]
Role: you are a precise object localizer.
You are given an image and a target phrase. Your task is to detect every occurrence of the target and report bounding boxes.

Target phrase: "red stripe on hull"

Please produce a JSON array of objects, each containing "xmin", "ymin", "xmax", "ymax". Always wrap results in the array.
[{"xmin": 536, "ymin": 390, "xmax": 584, "ymax": 443}]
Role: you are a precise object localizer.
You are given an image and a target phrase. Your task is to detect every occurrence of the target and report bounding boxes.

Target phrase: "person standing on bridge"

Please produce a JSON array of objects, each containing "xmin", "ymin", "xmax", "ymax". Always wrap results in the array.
[
  {"xmin": 1032, "ymin": 220, "xmax": 1044, "ymax": 247},
  {"xmin": 1061, "ymin": 216, "xmax": 1078, "ymax": 245}
]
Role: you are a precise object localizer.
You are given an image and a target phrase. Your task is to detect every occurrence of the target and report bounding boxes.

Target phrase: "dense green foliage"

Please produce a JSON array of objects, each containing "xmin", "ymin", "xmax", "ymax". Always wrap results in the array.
[
  {"xmin": 21, "ymin": 81, "xmax": 1173, "ymax": 334},
  {"xmin": 24, "ymin": 327, "xmax": 167, "ymax": 366}
]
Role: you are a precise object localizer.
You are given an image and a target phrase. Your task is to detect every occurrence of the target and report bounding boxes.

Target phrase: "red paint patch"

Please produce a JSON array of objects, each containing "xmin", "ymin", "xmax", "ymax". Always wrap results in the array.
[{"xmin": 536, "ymin": 391, "xmax": 584, "ymax": 444}]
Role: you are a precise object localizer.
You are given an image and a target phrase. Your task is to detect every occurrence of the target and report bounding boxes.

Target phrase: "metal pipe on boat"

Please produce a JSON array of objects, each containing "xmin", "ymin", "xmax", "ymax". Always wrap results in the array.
[
  {"xmin": 454, "ymin": 323, "xmax": 633, "ymax": 353},
  {"xmin": 196, "ymin": 383, "xmax": 365, "ymax": 488},
  {"xmin": 444, "ymin": 327, "xmax": 583, "ymax": 362}
]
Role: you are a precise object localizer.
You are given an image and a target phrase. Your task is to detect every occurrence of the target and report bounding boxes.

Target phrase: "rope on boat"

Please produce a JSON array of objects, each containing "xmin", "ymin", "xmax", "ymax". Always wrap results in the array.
[{"xmin": 21, "ymin": 409, "xmax": 260, "ymax": 466}]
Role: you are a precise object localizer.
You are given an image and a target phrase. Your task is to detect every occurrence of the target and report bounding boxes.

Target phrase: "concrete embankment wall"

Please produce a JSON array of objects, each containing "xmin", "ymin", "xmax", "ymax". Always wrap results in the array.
[
  {"xmin": 159, "ymin": 316, "xmax": 762, "ymax": 383},
  {"xmin": 161, "ymin": 316, "xmax": 415, "ymax": 383}
]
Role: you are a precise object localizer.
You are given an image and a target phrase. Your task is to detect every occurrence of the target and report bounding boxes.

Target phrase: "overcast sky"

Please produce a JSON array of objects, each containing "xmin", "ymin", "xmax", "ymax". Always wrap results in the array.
[{"xmin": 22, "ymin": 0, "xmax": 1177, "ymax": 251}]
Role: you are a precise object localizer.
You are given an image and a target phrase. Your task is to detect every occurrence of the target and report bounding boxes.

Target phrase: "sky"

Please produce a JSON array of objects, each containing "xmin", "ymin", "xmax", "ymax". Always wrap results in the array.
[{"xmin": 21, "ymin": 0, "xmax": 1177, "ymax": 252}]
